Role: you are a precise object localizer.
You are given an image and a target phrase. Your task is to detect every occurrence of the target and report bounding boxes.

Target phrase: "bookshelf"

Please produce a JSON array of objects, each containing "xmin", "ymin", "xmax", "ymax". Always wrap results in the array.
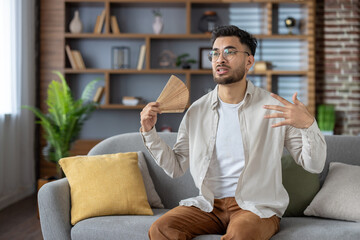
[
  {"xmin": 62, "ymin": 0, "xmax": 316, "ymax": 114},
  {"xmin": 39, "ymin": 0, "xmax": 315, "ymax": 177}
]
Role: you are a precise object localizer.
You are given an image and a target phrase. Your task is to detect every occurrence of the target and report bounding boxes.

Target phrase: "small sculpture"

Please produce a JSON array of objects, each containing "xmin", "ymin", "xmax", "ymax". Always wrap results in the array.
[
  {"xmin": 285, "ymin": 17, "xmax": 296, "ymax": 35},
  {"xmin": 152, "ymin": 9, "xmax": 163, "ymax": 34},
  {"xmin": 69, "ymin": 10, "xmax": 83, "ymax": 33}
]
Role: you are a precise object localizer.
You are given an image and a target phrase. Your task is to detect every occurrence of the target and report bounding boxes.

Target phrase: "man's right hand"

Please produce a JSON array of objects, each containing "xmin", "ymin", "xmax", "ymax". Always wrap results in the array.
[{"xmin": 140, "ymin": 102, "xmax": 161, "ymax": 132}]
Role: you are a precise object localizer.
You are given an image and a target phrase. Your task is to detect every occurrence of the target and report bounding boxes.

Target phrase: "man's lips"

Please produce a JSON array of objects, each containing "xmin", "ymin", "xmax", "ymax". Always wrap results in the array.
[{"xmin": 216, "ymin": 66, "xmax": 230, "ymax": 75}]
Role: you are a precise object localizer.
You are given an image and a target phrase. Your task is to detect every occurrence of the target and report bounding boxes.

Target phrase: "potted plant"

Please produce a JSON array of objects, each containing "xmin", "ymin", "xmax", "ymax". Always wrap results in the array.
[
  {"xmin": 317, "ymin": 104, "xmax": 335, "ymax": 135},
  {"xmin": 176, "ymin": 53, "xmax": 197, "ymax": 69},
  {"xmin": 24, "ymin": 71, "xmax": 99, "ymax": 177}
]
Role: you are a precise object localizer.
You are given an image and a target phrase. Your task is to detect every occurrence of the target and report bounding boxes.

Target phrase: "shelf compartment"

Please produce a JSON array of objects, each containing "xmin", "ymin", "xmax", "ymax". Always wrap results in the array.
[
  {"xmin": 255, "ymin": 39, "xmax": 308, "ymax": 71},
  {"xmin": 66, "ymin": 73, "xmax": 106, "ymax": 103},
  {"xmin": 272, "ymin": 2, "xmax": 308, "ymax": 35},
  {"xmin": 272, "ymin": 75, "xmax": 308, "ymax": 105},
  {"xmin": 150, "ymin": 38, "xmax": 211, "ymax": 69},
  {"xmin": 65, "ymin": 1, "xmax": 105, "ymax": 34},
  {"xmin": 191, "ymin": 2, "xmax": 267, "ymax": 34},
  {"xmin": 108, "ymin": 74, "xmax": 187, "ymax": 105},
  {"xmin": 65, "ymin": 38, "xmax": 145, "ymax": 69},
  {"xmin": 109, "ymin": 2, "xmax": 186, "ymax": 34}
]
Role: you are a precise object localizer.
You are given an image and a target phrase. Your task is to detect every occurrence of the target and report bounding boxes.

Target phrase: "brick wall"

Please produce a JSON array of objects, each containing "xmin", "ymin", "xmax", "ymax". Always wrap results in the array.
[{"xmin": 316, "ymin": 0, "xmax": 360, "ymax": 135}]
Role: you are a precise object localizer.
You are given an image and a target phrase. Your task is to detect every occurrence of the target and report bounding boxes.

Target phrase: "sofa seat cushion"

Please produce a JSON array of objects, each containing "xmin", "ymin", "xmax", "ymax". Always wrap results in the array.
[
  {"xmin": 71, "ymin": 209, "xmax": 221, "ymax": 240},
  {"xmin": 71, "ymin": 211, "xmax": 360, "ymax": 240},
  {"xmin": 272, "ymin": 217, "xmax": 360, "ymax": 240}
]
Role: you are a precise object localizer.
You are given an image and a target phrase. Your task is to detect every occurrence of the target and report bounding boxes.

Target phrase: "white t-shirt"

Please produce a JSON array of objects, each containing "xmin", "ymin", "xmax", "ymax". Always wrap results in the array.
[{"xmin": 204, "ymin": 98, "xmax": 245, "ymax": 199}]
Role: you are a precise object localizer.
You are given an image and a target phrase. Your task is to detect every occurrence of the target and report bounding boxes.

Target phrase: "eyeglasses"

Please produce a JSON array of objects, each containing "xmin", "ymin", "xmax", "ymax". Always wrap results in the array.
[{"xmin": 208, "ymin": 49, "xmax": 250, "ymax": 62}]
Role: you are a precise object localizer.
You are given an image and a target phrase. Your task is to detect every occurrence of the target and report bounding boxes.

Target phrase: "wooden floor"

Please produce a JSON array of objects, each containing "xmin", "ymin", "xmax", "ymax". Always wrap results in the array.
[{"xmin": 0, "ymin": 194, "xmax": 43, "ymax": 240}]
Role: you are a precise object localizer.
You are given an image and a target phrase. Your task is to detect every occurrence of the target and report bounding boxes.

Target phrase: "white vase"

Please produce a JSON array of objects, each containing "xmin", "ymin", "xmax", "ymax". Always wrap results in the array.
[
  {"xmin": 69, "ymin": 10, "xmax": 83, "ymax": 33},
  {"xmin": 152, "ymin": 16, "xmax": 163, "ymax": 34}
]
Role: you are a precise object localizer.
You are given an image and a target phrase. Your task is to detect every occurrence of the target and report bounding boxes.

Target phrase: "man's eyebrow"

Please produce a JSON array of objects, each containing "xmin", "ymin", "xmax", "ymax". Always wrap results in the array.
[{"xmin": 212, "ymin": 46, "xmax": 237, "ymax": 51}]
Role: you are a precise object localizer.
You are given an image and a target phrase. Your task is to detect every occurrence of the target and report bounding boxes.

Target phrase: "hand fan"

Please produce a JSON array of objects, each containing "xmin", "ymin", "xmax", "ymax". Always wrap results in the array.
[{"xmin": 156, "ymin": 75, "xmax": 189, "ymax": 113}]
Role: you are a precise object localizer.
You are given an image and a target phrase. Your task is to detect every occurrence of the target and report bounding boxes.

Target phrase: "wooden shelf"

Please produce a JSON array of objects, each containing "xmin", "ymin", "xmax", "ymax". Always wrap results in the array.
[
  {"xmin": 65, "ymin": 33, "xmax": 309, "ymax": 40},
  {"xmin": 100, "ymin": 104, "xmax": 146, "ymax": 109},
  {"xmin": 65, "ymin": 0, "xmax": 311, "ymax": 3},
  {"xmin": 64, "ymin": 68, "xmax": 211, "ymax": 74},
  {"xmin": 249, "ymin": 70, "xmax": 309, "ymax": 75},
  {"xmin": 64, "ymin": 68, "xmax": 307, "ymax": 76}
]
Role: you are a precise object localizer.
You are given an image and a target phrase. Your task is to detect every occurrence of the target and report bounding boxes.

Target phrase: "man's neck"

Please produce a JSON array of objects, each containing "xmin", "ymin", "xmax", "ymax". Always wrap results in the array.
[{"xmin": 218, "ymin": 79, "xmax": 247, "ymax": 104}]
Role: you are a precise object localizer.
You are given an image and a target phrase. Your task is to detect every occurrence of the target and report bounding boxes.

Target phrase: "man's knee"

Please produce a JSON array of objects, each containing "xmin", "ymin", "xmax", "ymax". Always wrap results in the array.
[
  {"xmin": 148, "ymin": 219, "xmax": 165, "ymax": 239},
  {"xmin": 222, "ymin": 226, "xmax": 261, "ymax": 240},
  {"xmin": 223, "ymin": 214, "xmax": 280, "ymax": 240},
  {"xmin": 148, "ymin": 216, "xmax": 189, "ymax": 240}
]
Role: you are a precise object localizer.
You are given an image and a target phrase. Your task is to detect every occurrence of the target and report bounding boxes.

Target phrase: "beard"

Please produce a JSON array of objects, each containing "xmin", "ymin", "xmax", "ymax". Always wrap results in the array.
[{"xmin": 213, "ymin": 64, "xmax": 246, "ymax": 85}]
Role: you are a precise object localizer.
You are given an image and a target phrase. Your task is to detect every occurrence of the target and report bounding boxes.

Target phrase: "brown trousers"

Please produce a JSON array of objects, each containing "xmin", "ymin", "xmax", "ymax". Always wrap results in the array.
[{"xmin": 149, "ymin": 197, "xmax": 280, "ymax": 240}]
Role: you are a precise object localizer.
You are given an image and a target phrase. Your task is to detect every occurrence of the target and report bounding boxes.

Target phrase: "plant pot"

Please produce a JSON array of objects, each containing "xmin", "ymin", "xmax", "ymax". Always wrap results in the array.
[
  {"xmin": 182, "ymin": 64, "xmax": 191, "ymax": 69},
  {"xmin": 42, "ymin": 142, "xmax": 65, "ymax": 178}
]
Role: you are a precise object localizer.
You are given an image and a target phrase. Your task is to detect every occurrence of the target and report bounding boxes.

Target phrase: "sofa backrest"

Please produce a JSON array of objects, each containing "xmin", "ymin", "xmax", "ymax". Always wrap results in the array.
[
  {"xmin": 321, "ymin": 135, "xmax": 360, "ymax": 185},
  {"xmin": 88, "ymin": 133, "xmax": 360, "ymax": 208}
]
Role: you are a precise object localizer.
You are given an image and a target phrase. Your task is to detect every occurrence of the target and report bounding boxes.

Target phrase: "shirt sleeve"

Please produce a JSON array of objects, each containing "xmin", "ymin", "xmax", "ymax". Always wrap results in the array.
[
  {"xmin": 284, "ymin": 119, "xmax": 327, "ymax": 173},
  {"xmin": 140, "ymin": 120, "xmax": 190, "ymax": 178}
]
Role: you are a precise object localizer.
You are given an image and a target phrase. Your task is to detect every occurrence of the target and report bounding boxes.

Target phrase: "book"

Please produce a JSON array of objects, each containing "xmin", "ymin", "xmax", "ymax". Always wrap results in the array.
[
  {"xmin": 93, "ymin": 86, "xmax": 105, "ymax": 103},
  {"xmin": 65, "ymin": 45, "xmax": 78, "ymax": 69},
  {"xmin": 94, "ymin": 10, "xmax": 106, "ymax": 34},
  {"xmin": 93, "ymin": 16, "xmax": 100, "ymax": 33},
  {"xmin": 110, "ymin": 16, "xmax": 120, "ymax": 34},
  {"xmin": 72, "ymin": 50, "xmax": 86, "ymax": 69},
  {"xmin": 137, "ymin": 44, "xmax": 146, "ymax": 70}
]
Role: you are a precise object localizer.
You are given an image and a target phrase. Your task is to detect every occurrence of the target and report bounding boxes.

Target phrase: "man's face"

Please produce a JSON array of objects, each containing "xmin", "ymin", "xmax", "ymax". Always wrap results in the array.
[{"xmin": 211, "ymin": 36, "xmax": 250, "ymax": 85}]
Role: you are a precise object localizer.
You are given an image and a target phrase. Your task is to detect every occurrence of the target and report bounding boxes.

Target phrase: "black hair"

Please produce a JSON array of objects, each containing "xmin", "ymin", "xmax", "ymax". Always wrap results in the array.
[{"xmin": 211, "ymin": 25, "xmax": 258, "ymax": 56}]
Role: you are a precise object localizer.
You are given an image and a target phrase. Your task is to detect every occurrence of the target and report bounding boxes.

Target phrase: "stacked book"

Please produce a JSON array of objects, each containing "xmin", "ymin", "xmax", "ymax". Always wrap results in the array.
[{"xmin": 66, "ymin": 45, "xmax": 86, "ymax": 69}]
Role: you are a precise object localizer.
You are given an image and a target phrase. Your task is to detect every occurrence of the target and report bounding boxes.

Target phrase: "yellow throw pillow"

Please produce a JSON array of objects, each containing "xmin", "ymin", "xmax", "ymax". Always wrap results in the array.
[{"xmin": 59, "ymin": 152, "xmax": 153, "ymax": 225}]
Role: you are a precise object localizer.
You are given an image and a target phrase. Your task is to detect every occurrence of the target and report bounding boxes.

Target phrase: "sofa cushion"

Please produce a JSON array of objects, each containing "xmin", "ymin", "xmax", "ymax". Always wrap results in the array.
[
  {"xmin": 70, "ymin": 210, "xmax": 360, "ymax": 240},
  {"xmin": 71, "ymin": 209, "xmax": 222, "ymax": 240},
  {"xmin": 304, "ymin": 162, "xmax": 360, "ymax": 222},
  {"xmin": 59, "ymin": 152, "xmax": 153, "ymax": 225},
  {"xmin": 281, "ymin": 155, "xmax": 320, "ymax": 217},
  {"xmin": 272, "ymin": 217, "xmax": 360, "ymax": 240}
]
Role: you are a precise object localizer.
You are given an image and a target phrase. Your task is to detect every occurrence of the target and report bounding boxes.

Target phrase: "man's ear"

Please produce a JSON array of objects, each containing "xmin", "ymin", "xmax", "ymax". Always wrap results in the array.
[{"xmin": 246, "ymin": 55, "xmax": 255, "ymax": 72}]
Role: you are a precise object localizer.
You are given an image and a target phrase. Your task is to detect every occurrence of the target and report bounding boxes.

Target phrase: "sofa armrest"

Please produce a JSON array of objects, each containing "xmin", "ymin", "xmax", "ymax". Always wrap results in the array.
[{"xmin": 38, "ymin": 178, "xmax": 72, "ymax": 240}]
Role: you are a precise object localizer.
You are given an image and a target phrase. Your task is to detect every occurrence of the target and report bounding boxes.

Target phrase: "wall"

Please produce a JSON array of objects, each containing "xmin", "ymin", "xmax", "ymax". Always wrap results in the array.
[{"xmin": 315, "ymin": 0, "xmax": 360, "ymax": 135}]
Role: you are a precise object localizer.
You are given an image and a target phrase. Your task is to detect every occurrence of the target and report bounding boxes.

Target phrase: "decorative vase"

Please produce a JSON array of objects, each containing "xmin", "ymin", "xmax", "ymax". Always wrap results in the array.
[
  {"xmin": 69, "ymin": 10, "xmax": 83, "ymax": 33},
  {"xmin": 152, "ymin": 16, "xmax": 163, "ymax": 34},
  {"xmin": 198, "ymin": 11, "xmax": 220, "ymax": 33}
]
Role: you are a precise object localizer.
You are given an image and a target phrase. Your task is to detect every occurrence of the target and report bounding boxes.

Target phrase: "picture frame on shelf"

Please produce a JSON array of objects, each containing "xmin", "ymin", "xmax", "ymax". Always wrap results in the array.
[{"xmin": 199, "ymin": 47, "xmax": 212, "ymax": 69}]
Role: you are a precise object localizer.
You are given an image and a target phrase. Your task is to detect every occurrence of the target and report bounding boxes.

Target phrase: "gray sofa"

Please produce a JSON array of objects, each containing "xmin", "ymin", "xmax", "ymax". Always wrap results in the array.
[{"xmin": 38, "ymin": 133, "xmax": 360, "ymax": 240}]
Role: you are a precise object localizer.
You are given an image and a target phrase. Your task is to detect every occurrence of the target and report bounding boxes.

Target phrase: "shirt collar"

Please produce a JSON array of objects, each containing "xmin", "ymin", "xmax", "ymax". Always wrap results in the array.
[{"xmin": 211, "ymin": 80, "xmax": 255, "ymax": 110}]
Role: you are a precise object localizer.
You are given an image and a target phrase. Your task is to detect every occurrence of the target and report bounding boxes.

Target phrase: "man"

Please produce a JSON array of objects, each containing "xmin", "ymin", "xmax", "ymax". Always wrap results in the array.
[{"xmin": 140, "ymin": 25, "xmax": 326, "ymax": 240}]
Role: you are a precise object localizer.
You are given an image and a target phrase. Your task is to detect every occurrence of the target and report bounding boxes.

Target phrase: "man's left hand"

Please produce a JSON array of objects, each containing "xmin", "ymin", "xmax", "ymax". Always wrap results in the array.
[{"xmin": 263, "ymin": 92, "xmax": 314, "ymax": 129}]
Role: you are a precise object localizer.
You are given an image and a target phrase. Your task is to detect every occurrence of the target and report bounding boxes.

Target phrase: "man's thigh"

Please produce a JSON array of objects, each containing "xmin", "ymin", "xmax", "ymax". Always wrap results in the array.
[
  {"xmin": 149, "ymin": 205, "xmax": 226, "ymax": 240},
  {"xmin": 223, "ymin": 210, "xmax": 280, "ymax": 240}
]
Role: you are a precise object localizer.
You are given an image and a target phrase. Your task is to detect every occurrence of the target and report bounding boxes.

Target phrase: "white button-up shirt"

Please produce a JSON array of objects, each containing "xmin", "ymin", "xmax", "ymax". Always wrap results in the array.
[{"xmin": 141, "ymin": 80, "xmax": 326, "ymax": 218}]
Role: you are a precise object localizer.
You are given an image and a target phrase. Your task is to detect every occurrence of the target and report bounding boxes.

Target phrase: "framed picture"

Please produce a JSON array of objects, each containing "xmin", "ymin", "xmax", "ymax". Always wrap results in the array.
[{"xmin": 199, "ymin": 47, "xmax": 212, "ymax": 69}]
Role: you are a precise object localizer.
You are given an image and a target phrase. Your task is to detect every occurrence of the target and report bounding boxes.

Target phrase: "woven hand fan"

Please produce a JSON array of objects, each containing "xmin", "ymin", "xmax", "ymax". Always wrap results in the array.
[{"xmin": 156, "ymin": 75, "xmax": 189, "ymax": 113}]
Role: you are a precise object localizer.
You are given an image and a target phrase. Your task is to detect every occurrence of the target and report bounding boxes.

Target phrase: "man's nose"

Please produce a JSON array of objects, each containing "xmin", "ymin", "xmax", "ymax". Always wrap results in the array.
[{"xmin": 216, "ymin": 52, "xmax": 227, "ymax": 63}]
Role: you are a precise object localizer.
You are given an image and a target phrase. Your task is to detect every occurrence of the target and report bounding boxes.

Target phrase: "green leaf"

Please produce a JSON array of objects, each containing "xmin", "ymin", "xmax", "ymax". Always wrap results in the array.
[{"xmin": 81, "ymin": 78, "xmax": 100, "ymax": 101}]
